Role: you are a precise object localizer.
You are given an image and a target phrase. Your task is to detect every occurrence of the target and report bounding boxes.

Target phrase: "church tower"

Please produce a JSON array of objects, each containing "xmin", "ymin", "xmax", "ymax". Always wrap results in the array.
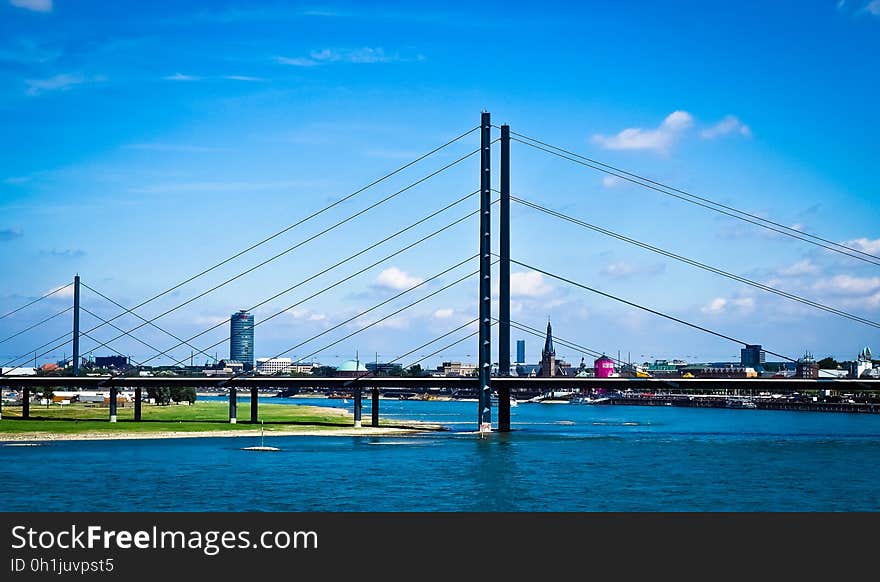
[{"xmin": 540, "ymin": 319, "xmax": 556, "ymax": 377}]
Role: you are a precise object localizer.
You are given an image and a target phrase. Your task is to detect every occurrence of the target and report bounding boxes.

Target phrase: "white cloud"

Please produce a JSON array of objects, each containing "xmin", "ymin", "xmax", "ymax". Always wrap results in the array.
[
  {"xmin": 163, "ymin": 73, "xmax": 201, "ymax": 81},
  {"xmin": 600, "ymin": 261, "xmax": 665, "ymax": 279},
  {"xmin": 433, "ymin": 308, "xmax": 454, "ymax": 319},
  {"xmin": 591, "ymin": 110, "xmax": 693, "ymax": 154},
  {"xmin": 778, "ymin": 260, "xmax": 819, "ymax": 277},
  {"xmin": 840, "ymin": 237, "xmax": 880, "ymax": 255},
  {"xmin": 601, "ymin": 175, "xmax": 622, "ymax": 188},
  {"xmin": 44, "ymin": 283, "xmax": 74, "ymax": 299},
  {"xmin": 374, "ymin": 267, "xmax": 424, "ymax": 291},
  {"xmin": 24, "ymin": 73, "xmax": 84, "ymax": 95},
  {"xmin": 288, "ymin": 308, "xmax": 327, "ymax": 322},
  {"xmin": 701, "ymin": 115, "xmax": 752, "ymax": 139},
  {"xmin": 276, "ymin": 47, "xmax": 402, "ymax": 67},
  {"xmin": 510, "ymin": 271, "xmax": 553, "ymax": 297},
  {"xmin": 602, "ymin": 261, "xmax": 635, "ymax": 278},
  {"xmin": 700, "ymin": 296, "xmax": 754, "ymax": 314},
  {"xmin": 814, "ymin": 275, "xmax": 880, "ymax": 295},
  {"xmin": 701, "ymin": 297, "xmax": 727, "ymax": 314},
  {"xmin": 222, "ymin": 75, "xmax": 264, "ymax": 82},
  {"xmin": 10, "ymin": 0, "xmax": 52, "ymax": 12}
]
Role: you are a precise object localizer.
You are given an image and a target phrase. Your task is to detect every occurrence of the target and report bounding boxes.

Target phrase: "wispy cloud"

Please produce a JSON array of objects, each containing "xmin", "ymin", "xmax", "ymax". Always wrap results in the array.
[
  {"xmin": 601, "ymin": 261, "xmax": 666, "ymax": 279},
  {"xmin": 3, "ymin": 176, "xmax": 31, "ymax": 184},
  {"xmin": 163, "ymin": 73, "xmax": 201, "ymax": 81},
  {"xmin": 276, "ymin": 47, "xmax": 418, "ymax": 67},
  {"xmin": 24, "ymin": 73, "xmax": 85, "ymax": 96},
  {"xmin": 0, "ymin": 227, "xmax": 23, "ymax": 241},
  {"xmin": 701, "ymin": 115, "xmax": 752, "ymax": 139},
  {"xmin": 222, "ymin": 75, "xmax": 264, "ymax": 82},
  {"xmin": 867, "ymin": 1, "xmax": 880, "ymax": 16},
  {"xmin": 700, "ymin": 296, "xmax": 755, "ymax": 315},
  {"xmin": 433, "ymin": 308, "xmax": 455, "ymax": 319},
  {"xmin": 9, "ymin": 0, "xmax": 52, "ymax": 12},
  {"xmin": 592, "ymin": 111, "xmax": 693, "ymax": 154},
  {"xmin": 601, "ymin": 175, "xmax": 623, "ymax": 188},
  {"xmin": 813, "ymin": 275, "xmax": 880, "ymax": 295},
  {"xmin": 163, "ymin": 73, "xmax": 264, "ymax": 82},
  {"xmin": 777, "ymin": 259, "xmax": 819, "ymax": 277},
  {"xmin": 288, "ymin": 308, "xmax": 327, "ymax": 322},
  {"xmin": 40, "ymin": 248, "xmax": 86, "ymax": 258}
]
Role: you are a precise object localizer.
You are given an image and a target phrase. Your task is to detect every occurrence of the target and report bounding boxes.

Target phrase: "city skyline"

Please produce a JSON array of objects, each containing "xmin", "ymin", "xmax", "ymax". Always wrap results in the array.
[{"xmin": 2, "ymin": 1, "xmax": 880, "ymax": 368}]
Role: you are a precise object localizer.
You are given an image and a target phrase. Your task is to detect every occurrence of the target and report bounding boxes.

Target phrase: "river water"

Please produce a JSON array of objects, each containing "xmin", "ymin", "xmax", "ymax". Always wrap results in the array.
[{"xmin": 2, "ymin": 397, "xmax": 878, "ymax": 511}]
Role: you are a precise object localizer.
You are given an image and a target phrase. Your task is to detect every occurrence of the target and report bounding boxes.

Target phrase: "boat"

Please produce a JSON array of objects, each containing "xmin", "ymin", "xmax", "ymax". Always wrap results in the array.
[
  {"xmin": 241, "ymin": 421, "xmax": 281, "ymax": 452},
  {"xmin": 569, "ymin": 396, "xmax": 611, "ymax": 405},
  {"xmin": 725, "ymin": 398, "xmax": 757, "ymax": 409}
]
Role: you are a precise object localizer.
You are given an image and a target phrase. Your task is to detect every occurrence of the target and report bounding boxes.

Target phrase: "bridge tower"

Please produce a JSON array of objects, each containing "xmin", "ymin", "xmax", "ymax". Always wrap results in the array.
[
  {"xmin": 478, "ymin": 112, "xmax": 492, "ymax": 432},
  {"xmin": 498, "ymin": 123, "xmax": 511, "ymax": 432},
  {"xmin": 72, "ymin": 274, "xmax": 80, "ymax": 375}
]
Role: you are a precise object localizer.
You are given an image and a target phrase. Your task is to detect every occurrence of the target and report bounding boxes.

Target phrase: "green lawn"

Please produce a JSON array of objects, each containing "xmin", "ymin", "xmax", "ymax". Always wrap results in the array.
[{"xmin": 0, "ymin": 401, "xmax": 361, "ymax": 435}]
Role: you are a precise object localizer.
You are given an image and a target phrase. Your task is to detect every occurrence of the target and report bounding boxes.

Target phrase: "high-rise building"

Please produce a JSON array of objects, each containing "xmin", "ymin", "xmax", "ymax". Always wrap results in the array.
[
  {"xmin": 516, "ymin": 340, "xmax": 525, "ymax": 365},
  {"xmin": 741, "ymin": 344, "xmax": 765, "ymax": 368},
  {"xmin": 539, "ymin": 320, "xmax": 556, "ymax": 377},
  {"xmin": 230, "ymin": 310, "xmax": 254, "ymax": 370}
]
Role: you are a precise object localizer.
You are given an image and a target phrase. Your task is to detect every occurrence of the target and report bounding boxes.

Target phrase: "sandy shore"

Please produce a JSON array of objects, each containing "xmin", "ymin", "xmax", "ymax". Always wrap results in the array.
[{"xmin": 0, "ymin": 423, "xmax": 444, "ymax": 443}]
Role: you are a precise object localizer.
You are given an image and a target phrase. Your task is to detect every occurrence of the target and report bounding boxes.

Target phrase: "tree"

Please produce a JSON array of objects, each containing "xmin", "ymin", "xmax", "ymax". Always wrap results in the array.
[
  {"xmin": 312, "ymin": 366, "xmax": 337, "ymax": 377},
  {"xmin": 41, "ymin": 386, "xmax": 54, "ymax": 408},
  {"xmin": 147, "ymin": 386, "xmax": 172, "ymax": 405},
  {"xmin": 170, "ymin": 386, "xmax": 197, "ymax": 404},
  {"xmin": 817, "ymin": 356, "xmax": 840, "ymax": 369},
  {"xmin": 405, "ymin": 364, "xmax": 422, "ymax": 377}
]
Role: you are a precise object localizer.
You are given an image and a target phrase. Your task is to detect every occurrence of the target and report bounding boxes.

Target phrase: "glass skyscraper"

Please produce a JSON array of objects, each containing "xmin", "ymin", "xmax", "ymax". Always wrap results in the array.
[
  {"xmin": 516, "ymin": 340, "xmax": 525, "ymax": 364},
  {"xmin": 230, "ymin": 310, "xmax": 255, "ymax": 370}
]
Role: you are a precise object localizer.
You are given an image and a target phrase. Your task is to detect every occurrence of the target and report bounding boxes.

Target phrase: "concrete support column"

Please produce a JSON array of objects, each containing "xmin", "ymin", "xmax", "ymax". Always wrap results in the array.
[
  {"xmin": 498, "ymin": 384, "xmax": 511, "ymax": 432},
  {"xmin": 109, "ymin": 387, "xmax": 118, "ymax": 423},
  {"xmin": 353, "ymin": 385, "xmax": 362, "ymax": 428},
  {"xmin": 250, "ymin": 387, "xmax": 258, "ymax": 423},
  {"xmin": 371, "ymin": 387, "xmax": 379, "ymax": 428},
  {"xmin": 0, "ymin": 388, "xmax": 3, "ymax": 420},
  {"xmin": 22, "ymin": 388, "xmax": 29, "ymax": 419},
  {"xmin": 134, "ymin": 387, "xmax": 142, "ymax": 421},
  {"xmin": 229, "ymin": 387, "xmax": 237, "ymax": 424}
]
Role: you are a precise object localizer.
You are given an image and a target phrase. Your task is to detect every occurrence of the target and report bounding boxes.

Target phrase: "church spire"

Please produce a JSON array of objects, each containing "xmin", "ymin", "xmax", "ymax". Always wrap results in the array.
[{"xmin": 543, "ymin": 319, "xmax": 554, "ymax": 357}]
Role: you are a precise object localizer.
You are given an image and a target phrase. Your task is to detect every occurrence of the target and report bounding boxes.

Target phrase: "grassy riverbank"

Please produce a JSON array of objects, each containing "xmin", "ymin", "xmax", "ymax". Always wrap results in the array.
[{"xmin": 0, "ymin": 401, "xmax": 441, "ymax": 440}]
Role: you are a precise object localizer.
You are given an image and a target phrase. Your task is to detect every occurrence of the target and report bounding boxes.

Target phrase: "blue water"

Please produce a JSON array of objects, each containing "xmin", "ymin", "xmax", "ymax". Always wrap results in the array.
[{"xmin": 2, "ymin": 397, "xmax": 879, "ymax": 511}]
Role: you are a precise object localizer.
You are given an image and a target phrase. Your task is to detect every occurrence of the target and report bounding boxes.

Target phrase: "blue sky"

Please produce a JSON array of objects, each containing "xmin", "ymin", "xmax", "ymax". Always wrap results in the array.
[{"xmin": 1, "ymin": 0, "xmax": 879, "ymax": 369}]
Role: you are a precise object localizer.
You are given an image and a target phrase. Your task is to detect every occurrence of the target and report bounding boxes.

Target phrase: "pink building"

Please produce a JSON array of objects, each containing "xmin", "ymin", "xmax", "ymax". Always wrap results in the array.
[{"xmin": 594, "ymin": 355, "xmax": 615, "ymax": 378}]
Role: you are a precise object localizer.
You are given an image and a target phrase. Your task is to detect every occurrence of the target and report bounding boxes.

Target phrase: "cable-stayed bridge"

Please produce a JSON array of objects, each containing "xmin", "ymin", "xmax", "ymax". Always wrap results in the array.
[{"xmin": 2, "ymin": 113, "xmax": 879, "ymax": 431}]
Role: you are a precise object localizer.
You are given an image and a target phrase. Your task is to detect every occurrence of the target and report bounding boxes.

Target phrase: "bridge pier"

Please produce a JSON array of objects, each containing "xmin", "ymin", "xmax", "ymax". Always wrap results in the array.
[
  {"xmin": 250, "ymin": 387, "xmax": 258, "ymax": 423},
  {"xmin": 109, "ymin": 387, "xmax": 117, "ymax": 422},
  {"xmin": 0, "ymin": 388, "xmax": 3, "ymax": 419},
  {"xmin": 229, "ymin": 387, "xmax": 237, "ymax": 424},
  {"xmin": 134, "ymin": 387, "xmax": 142, "ymax": 421},
  {"xmin": 22, "ymin": 388, "xmax": 29, "ymax": 419},
  {"xmin": 371, "ymin": 387, "xmax": 379, "ymax": 427},
  {"xmin": 353, "ymin": 385, "xmax": 362, "ymax": 428},
  {"xmin": 498, "ymin": 385, "xmax": 510, "ymax": 432}
]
